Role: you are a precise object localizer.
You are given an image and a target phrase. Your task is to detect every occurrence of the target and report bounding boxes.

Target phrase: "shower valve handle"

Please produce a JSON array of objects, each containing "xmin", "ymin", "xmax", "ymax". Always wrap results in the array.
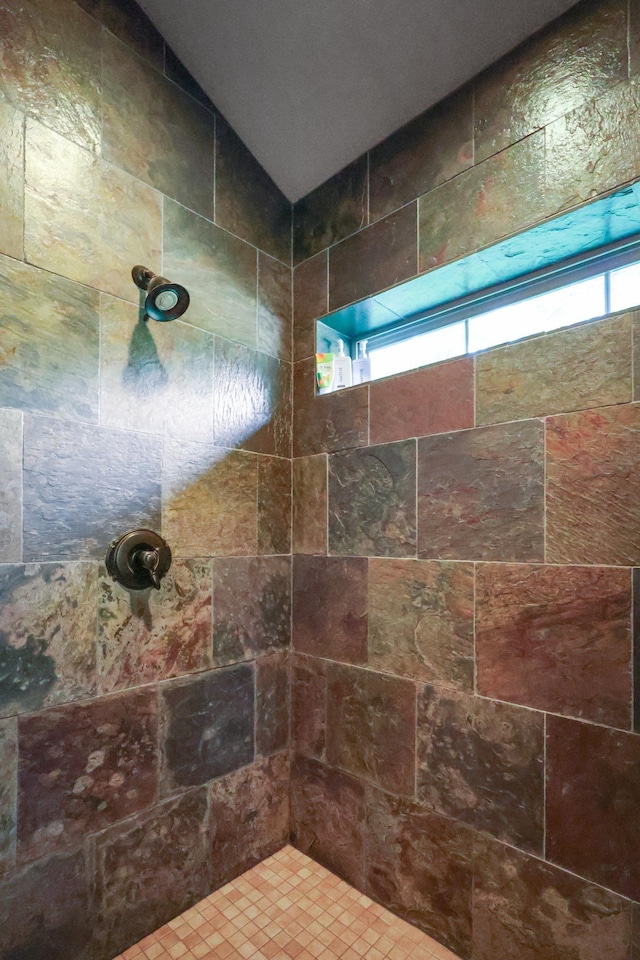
[{"xmin": 105, "ymin": 529, "xmax": 172, "ymax": 592}]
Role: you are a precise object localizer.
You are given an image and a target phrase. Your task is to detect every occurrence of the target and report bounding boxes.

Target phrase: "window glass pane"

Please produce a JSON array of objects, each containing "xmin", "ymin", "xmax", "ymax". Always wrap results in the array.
[
  {"xmin": 370, "ymin": 321, "xmax": 466, "ymax": 380},
  {"xmin": 609, "ymin": 261, "xmax": 640, "ymax": 313},
  {"xmin": 467, "ymin": 275, "xmax": 606, "ymax": 352}
]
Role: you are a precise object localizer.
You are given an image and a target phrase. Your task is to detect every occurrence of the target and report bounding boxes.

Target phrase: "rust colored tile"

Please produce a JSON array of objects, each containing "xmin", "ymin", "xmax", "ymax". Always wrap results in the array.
[
  {"xmin": 259, "ymin": 253, "xmax": 292, "ymax": 362},
  {"xmin": 103, "ymin": 32, "xmax": 214, "ymax": 218},
  {"xmin": 418, "ymin": 420, "xmax": 544, "ymax": 562},
  {"xmin": 291, "ymin": 654, "xmax": 326, "ymax": 761},
  {"xmin": 0, "ymin": 100, "xmax": 23, "ymax": 260},
  {"xmin": 368, "ymin": 558, "xmax": 474, "ymax": 690},
  {"xmin": 419, "ymin": 132, "xmax": 545, "ymax": 273},
  {"xmin": 292, "ymin": 556, "xmax": 367, "ymax": 665},
  {"xmin": 293, "ymin": 357, "xmax": 369, "ymax": 457},
  {"xmin": 215, "ymin": 116, "xmax": 291, "ymax": 264},
  {"xmin": 0, "ymin": 717, "xmax": 17, "ymax": 874},
  {"xmin": 473, "ymin": 834, "xmax": 632, "ymax": 960},
  {"xmin": 256, "ymin": 653, "xmax": 290, "ymax": 757},
  {"xmin": 326, "ymin": 663, "xmax": 416, "ymax": 795},
  {"xmin": 18, "ymin": 687, "xmax": 158, "ymax": 861},
  {"xmin": 633, "ymin": 903, "xmax": 640, "ymax": 960},
  {"xmin": 474, "ymin": 0, "xmax": 627, "ymax": 164},
  {"xmin": 0, "ymin": 408, "xmax": 22, "ymax": 563},
  {"xmin": 102, "ymin": 0, "xmax": 165, "ymax": 70},
  {"xmin": 293, "ymin": 157, "xmax": 367, "ymax": 265},
  {"xmin": 290, "ymin": 754, "xmax": 365, "ymax": 888},
  {"xmin": 476, "ymin": 563, "xmax": 632, "ymax": 727},
  {"xmin": 370, "ymin": 86, "xmax": 473, "ymax": 222},
  {"xmin": 258, "ymin": 455, "xmax": 292, "ymax": 556},
  {"xmin": 293, "ymin": 252, "xmax": 328, "ymax": 362},
  {"xmin": 547, "ymin": 715, "xmax": 640, "ymax": 900},
  {"xmin": 370, "ymin": 359, "xmax": 474, "ymax": 444},
  {"xmin": 634, "ymin": 569, "xmax": 640, "ymax": 734},
  {"xmin": 213, "ymin": 556, "xmax": 290, "ymax": 666},
  {"xmin": 366, "ymin": 787, "xmax": 473, "ymax": 957},
  {"xmin": 477, "ymin": 314, "xmax": 633, "ymax": 425},
  {"xmin": 329, "ymin": 204, "xmax": 417, "ymax": 311},
  {"xmin": 293, "ymin": 454, "xmax": 327, "ymax": 555},
  {"xmin": 328, "ymin": 440, "xmax": 417, "ymax": 558},
  {"xmin": 417, "ymin": 684, "xmax": 544, "ymax": 853},
  {"xmin": 546, "ymin": 404, "xmax": 640, "ymax": 565}
]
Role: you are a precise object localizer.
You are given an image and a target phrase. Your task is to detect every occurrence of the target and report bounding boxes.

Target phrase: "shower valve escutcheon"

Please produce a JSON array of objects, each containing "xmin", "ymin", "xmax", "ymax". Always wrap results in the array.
[{"xmin": 106, "ymin": 528, "xmax": 172, "ymax": 592}]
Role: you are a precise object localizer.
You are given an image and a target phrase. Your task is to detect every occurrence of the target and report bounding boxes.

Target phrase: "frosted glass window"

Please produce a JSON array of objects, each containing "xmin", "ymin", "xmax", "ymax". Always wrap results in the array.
[
  {"xmin": 370, "ymin": 321, "xmax": 466, "ymax": 380},
  {"xmin": 609, "ymin": 261, "xmax": 640, "ymax": 313}
]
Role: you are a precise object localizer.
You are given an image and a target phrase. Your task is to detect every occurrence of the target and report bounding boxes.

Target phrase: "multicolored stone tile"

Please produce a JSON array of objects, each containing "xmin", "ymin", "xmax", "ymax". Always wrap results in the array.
[
  {"xmin": 419, "ymin": 132, "xmax": 546, "ymax": 272},
  {"xmin": 164, "ymin": 46, "xmax": 214, "ymax": 110},
  {"xmin": 418, "ymin": 420, "xmax": 545, "ymax": 561},
  {"xmin": 0, "ymin": 562, "xmax": 98, "ymax": 718},
  {"xmin": 369, "ymin": 86, "xmax": 473, "ymax": 222},
  {"xmin": 293, "ymin": 251, "xmax": 328, "ymax": 362},
  {"xmin": 293, "ymin": 357, "xmax": 369, "ymax": 457},
  {"xmin": 24, "ymin": 119, "xmax": 162, "ymax": 303},
  {"xmin": 256, "ymin": 653, "xmax": 289, "ymax": 756},
  {"xmin": 546, "ymin": 404, "xmax": 640, "ymax": 565},
  {"xmin": 546, "ymin": 714, "xmax": 640, "ymax": 901},
  {"xmin": 473, "ymin": 835, "xmax": 632, "ymax": 960},
  {"xmin": 215, "ymin": 116, "xmax": 291, "ymax": 263},
  {"xmin": 328, "ymin": 440, "xmax": 417, "ymax": 557},
  {"xmin": 258, "ymin": 252, "xmax": 292, "ymax": 361},
  {"xmin": 290, "ymin": 754, "xmax": 365, "ymax": 888},
  {"xmin": 18, "ymin": 687, "xmax": 158, "ymax": 862},
  {"xmin": 474, "ymin": 0, "xmax": 627, "ymax": 164},
  {"xmin": 293, "ymin": 157, "xmax": 368, "ymax": 264},
  {"xmin": 0, "ymin": 0, "xmax": 101, "ymax": 151},
  {"xmin": 0, "ymin": 254, "xmax": 100, "ymax": 423},
  {"xmin": 162, "ymin": 440, "xmax": 257, "ymax": 558},
  {"xmin": 94, "ymin": 786, "xmax": 210, "ymax": 960},
  {"xmin": 634, "ymin": 569, "xmax": 640, "ymax": 734},
  {"xmin": 329, "ymin": 203, "xmax": 418, "ymax": 311},
  {"xmin": 368, "ymin": 558, "xmax": 474, "ymax": 690},
  {"xmin": 417, "ymin": 684, "xmax": 544, "ymax": 853},
  {"xmin": 0, "ymin": 717, "xmax": 17, "ymax": 874},
  {"xmin": 292, "ymin": 556, "xmax": 368, "ymax": 664},
  {"xmin": 545, "ymin": 77, "xmax": 640, "ymax": 215},
  {"xmin": 476, "ymin": 313, "xmax": 633, "ymax": 425},
  {"xmin": 366, "ymin": 786, "xmax": 474, "ymax": 957},
  {"xmin": 476, "ymin": 563, "xmax": 632, "ymax": 727},
  {"xmin": 370, "ymin": 358, "xmax": 474, "ymax": 444},
  {"xmin": 633, "ymin": 903, "xmax": 640, "ymax": 960},
  {"xmin": 100, "ymin": 295, "xmax": 214, "ymax": 443},
  {"xmin": 160, "ymin": 665, "xmax": 255, "ymax": 791},
  {"xmin": 102, "ymin": 0, "xmax": 165, "ymax": 70},
  {"xmin": 293, "ymin": 454, "xmax": 327, "ymax": 554},
  {"xmin": 291, "ymin": 653, "xmax": 326, "ymax": 760},
  {"xmin": 209, "ymin": 753, "xmax": 289, "ymax": 887},
  {"xmin": 258, "ymin": 454, "xmax": 292, "ymax": 555},
  {"xmin": 326, "ymin": 662, "xmax": 416, "ymax": 795},
  {"xmin": 213, "ymin": 339, "xmax": 292, "ymax": 459},
  {"xmin": 212, "ymin": 556, "xmax": 291, "ymax": 665},
  {"xmin": 163, "ymin": 197, "xmax": 257, "ymax": 346},
  {"xmin": 23, "ymin": 415, "xmax": 162, "ymax": 561},
  {"xmin": 0, "ymin": 850, "xmax": 93, "ymax": 960},
  {"xmin": 98, "ymin": 559, "xmax": 213, "ymax": 694},
  {"xmin": 0, "ymin": 100, "xmax": 23, "ymax": 260},
  {"xmin": 103, "ymin": 32, "xmax": 214, "ymax": 217},
  {"xmin": 0, "ymin": 408, "xmax": 22, "ymax": 563}
]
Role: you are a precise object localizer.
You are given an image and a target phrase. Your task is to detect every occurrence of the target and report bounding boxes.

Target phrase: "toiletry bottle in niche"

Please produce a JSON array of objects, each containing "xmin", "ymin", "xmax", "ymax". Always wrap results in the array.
[
  {"xmin": 352, "ymin": 340, "xmax": 371, "ymax": 384},
  {"xmin": 334, "ymin": 339, "xmax": 353, "ymax": 389},
  {"xmin": 316, "ymin": 352, "xmax": 334, "ymax": 394}
]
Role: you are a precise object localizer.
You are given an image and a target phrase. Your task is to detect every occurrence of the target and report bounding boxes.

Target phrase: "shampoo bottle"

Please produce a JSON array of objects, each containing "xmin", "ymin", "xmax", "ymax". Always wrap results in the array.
[
  {"xmin": 316, "ymin": 353, "xmax": 334, "ymax": 394},
  {"xmin": 334, "ymin": 339, "xmax": 353, "ymax": 389},
  {"xmin": 352, "ymin": 340, "xmax": 371, "ymax": 384}
]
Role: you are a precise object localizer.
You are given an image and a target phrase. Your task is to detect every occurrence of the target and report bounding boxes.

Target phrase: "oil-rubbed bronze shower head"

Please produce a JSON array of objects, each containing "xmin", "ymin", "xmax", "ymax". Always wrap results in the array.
[{"xmin": 132, "ymin": 265, "xmax": 190, "ymax": 322}]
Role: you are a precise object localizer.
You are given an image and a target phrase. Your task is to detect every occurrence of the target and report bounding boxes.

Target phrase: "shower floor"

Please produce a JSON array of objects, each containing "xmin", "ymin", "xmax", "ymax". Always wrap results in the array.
[{"xmin": 113, "ymin": 845, "xmax": 461, "ymax": 960}]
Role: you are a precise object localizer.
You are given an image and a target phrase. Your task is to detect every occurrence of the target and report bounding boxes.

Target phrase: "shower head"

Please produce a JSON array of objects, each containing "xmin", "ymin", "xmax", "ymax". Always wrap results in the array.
[{"xmin": 132, "ymin": 265, "xmax": 190, "ymax": 322}]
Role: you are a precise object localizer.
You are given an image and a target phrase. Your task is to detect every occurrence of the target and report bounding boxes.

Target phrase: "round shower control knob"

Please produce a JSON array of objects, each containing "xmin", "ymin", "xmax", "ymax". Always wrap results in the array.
[{"xmin": 105, "ymin": 528, "xmax": 172, "ymax": 592}]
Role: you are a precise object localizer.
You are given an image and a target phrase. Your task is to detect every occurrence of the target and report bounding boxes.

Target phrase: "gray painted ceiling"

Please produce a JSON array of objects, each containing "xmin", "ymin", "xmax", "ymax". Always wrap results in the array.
[{"xmin": 138, "ymin": 0, "xmax": 579, "ymax": 202}]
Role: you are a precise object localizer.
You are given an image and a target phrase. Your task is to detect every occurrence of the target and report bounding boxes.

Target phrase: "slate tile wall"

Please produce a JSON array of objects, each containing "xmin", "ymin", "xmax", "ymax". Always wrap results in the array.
[
  {"xmin": 291, "ymin": 1, "xmax": 640, "ymax": 957},
  {"xmin": 0, "ymin": 0, "xmax": 292, "ymax": 957}
]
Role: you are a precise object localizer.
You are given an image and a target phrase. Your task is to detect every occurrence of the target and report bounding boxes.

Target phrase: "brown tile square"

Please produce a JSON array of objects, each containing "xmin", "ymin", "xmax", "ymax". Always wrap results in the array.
[
  {"xmin": 293, "ymin": 556, "xmax": 367, "ymax": 664},
  {"xmin": 256, "ymin": 653, "xmax": 290, "ymax": 757},
  {"xmin": 293, "ymin": 157, "xmax": 368, "ymax": 265},
  {"xmin": 476, "ymin": 563, "xmax": 632, "ymax": 727},
  {"xmin": 293, "ymin": 358, "xmax": 369, "ymax": 457},
  {"xmin": 546, "ymin": 404, "xmax": 640, "ymax": 564},
  {"xmin": 258, "ymin": 455, "xmax": 292, "ymax": 556},
  {"xmin": 326, "ymin": 663, "xmax": 416, "ymax": 795},
  {"xmin": 294, "ymin": 252, "xmax": 328, "ymax": 362},
  {"xmin": 418, "ymin": 421, "xmax": 544, "ymax": 562},
  {"xmin": 291, "ymin": 654, "xmax": 327, "ymax": 761},
  {"xmin": 213, "ymin": 556, "xmax": 290, "ymax": 666},
  {"xmin": 293, "ymin": 454, "xmax": 327, "ymax": 555},
  {"xmin": 259, "ymin": 253, "xmax": 292, "ymax": 362}
]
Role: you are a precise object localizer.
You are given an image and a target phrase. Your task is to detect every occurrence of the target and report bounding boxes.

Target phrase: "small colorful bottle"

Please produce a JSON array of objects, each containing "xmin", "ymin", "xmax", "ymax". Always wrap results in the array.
[
  {"xmin": 316, "ymin": 353, "xmax": 334, "ymax": 394},
  {"xmin": 352, "ymin": 340, "xmax": 371, "ymax": 384},
  {"xmin": 334, "ymin": 339, "xmax": 353, "ymax": 390}
]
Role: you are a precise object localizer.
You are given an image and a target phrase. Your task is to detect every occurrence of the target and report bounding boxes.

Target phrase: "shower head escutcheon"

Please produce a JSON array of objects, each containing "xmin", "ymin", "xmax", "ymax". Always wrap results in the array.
[{"xmin": 132, "ymin": 265, "xmax": 190, "ymax": 322}]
